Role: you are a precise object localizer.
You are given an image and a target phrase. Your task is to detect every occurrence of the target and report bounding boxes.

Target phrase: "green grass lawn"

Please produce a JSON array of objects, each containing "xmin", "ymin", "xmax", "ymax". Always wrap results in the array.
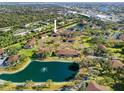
[
  {"xmin": 5, "ymin": 42, "xmax": 23, "ymax": 49},
  {"xmin": 19, "ymin": 49, "xmax": 34, "ymax": 57},
  {"xmin": 81, "ymin": 36, "xmax": 92, "ymax": 42},
  {"xmin": 107, "ymin": 47, "xmax": 122, "ymax": 52},
  {"xmin": 83, "ymin": 43, "xmax": 91, "ymax": 47},
  {"xmin": 64, "ymin": 23, "xmax": 77, "ymax": 29},
  {"xmin": 19, "ymin": 45, "xmax": 38, "ymax": 57},
  {"xmin": 112, "ymin": 53, "xmax": 121, "ymax": 57},
  {"xmin": 107, "ymin": 47, "xmax": 123, "ymax": 60}
]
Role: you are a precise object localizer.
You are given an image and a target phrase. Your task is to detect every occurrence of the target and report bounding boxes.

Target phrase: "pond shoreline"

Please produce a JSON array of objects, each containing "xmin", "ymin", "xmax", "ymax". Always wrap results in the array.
[
  {"xmin": 0, "ymin": 59, "xmax": 77, "ymax": 84},
  {"xmin": 0, "ymin": 58, "xmax": 31, "ymax": 75},
  {"xmin": 0, "ymin": 58, "xmax": 75, "ymax": 75},
  {"xmin": 34, "ymin": 59, "xmax": 75, "ymax": 63},
  {"xmin": 0, "ymin": 78, "xmax": 75, "ymax": 87}
]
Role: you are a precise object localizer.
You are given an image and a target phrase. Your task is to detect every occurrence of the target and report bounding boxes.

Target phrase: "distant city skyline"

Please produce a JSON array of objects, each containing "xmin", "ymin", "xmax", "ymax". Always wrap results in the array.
[
  {"xmin": 0, "ymin": 2, "xmax": 123, "ymax": 6},
  {"xmin": 0, "ymin": 0, "xmax": 123, "ymax": 3}
]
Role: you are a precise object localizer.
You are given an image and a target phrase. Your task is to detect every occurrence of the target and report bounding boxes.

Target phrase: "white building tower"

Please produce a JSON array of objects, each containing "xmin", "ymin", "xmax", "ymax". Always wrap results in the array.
[{"xmin": 54, "ymin": 20, "xmax": 57, "ymax": 33}]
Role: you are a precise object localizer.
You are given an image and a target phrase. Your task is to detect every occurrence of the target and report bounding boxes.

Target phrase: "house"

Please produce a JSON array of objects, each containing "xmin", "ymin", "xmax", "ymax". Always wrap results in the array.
[
  {"xmin": 33, "ymin": 47, "xmax": 49, "ymax": 59},
  {"xmin": 24, "ymin": 37, "xmax": 36, "ymax": 49},
  {"xmin": 110, "ymin": 59, "xmax": 124, "ymax": 69},
  {"xmin": 5, "ymin": 55, "xmax": 20, "ymax": 66},
  {"xmin": 57, "ymin": 29, "xmax": 73, "ymax": 37},
  {"xmin": 57, "ymin": 43, "xmax": 73, "ymax": 49},
  {"xmin": 98, "ymin": 44, "xmax": 106, "ymax": 50},
  {"xmin": 0, "ymin": 48, "xmax": 4, "ymax": 56},
  {"xmin": 86, "ymin": 81, "xmax": 109, "ymax": 91},
  {"xmin": 51, "ymin": 29, "xmax": 74, "ymax": 38},
  {"xmin": 56, "ymin": 49, "xmax": 80, "ymax": 57}
]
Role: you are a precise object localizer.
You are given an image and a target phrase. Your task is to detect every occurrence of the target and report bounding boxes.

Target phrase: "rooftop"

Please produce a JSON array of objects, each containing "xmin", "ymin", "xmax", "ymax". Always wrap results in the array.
[
  {"xmin": 0, "ymin": 48, "xmax": 4, "ymax": 55},
  {"xmin": 26, "ymin": 37, "xmax": 36, "ymax": 46},
  {"xmin": 111, "ymin": 59, "xmax": 124, "ymax": 69},
  {"xmin": 56, "ymin": 49, "xmax": 80, "ymax": 56},
  {"xmin": 7, "ymin": 55, "xmax": 19, "ymax": 63},
  {"xmin": 86, "ymin": 81, "xmax": 109, "ymax": 91},
  {"xmin": 37, "ymin": 47, "xmax": 50, "ymax": 54},
  {"xmin": 98, "ymin": 44, "xmax": 106, "ymax": 50}
]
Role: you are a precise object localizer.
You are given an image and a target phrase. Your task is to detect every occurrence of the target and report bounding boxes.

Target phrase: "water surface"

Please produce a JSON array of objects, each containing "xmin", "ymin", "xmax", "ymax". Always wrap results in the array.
[{"xmin": 0, "ymin": 61, "xmax": 78, "ymax": 82}]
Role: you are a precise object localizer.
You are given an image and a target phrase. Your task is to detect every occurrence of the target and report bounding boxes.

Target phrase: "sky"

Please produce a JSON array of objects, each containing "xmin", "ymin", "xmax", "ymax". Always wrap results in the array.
[{"xmin": 0, "ymin": 0, "xmax": 124, "ymax": 2}]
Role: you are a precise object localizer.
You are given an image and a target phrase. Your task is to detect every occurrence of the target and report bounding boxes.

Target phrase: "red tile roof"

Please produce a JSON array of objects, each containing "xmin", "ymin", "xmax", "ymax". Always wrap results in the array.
[
  {"xmin": 58, "ymin": 43, "xmax": 73, "ymax": 49},
  {"xmin": 7, "ymin": 55, "xmax": 19, "ymax": 63},
  {"xmin": 26, "ymin": 37, "xmax": 36, "ymax": 46},
  {"xmin": 98, "ymin": 44, "xmax": 106, "ymax": 50},
  {"xmin": 87, "ymin": 81, "xmax": 109, "ymax": 91},
  {"xmin": 37, "ymin": 47, "xmax": 49, "ymax": 53},
  {"xmin": 111, "ymin": 59, "xmax": 124, "ymax": 69},
  {"xmin": 0, "ymin": 48, "xmax": 4, "ymax": 55},
  {"xmin": 56, "ymin": 49, "xmax": 80, "ymax": 56}
]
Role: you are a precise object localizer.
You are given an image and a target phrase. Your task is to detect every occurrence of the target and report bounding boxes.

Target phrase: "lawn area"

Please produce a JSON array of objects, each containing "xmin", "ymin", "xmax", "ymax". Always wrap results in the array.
[
  {"xmin": 74, "ymin": 36, "xmax": 91, "ymax": 48},
  {"xmin": 107, "ymin": 48, "xmax": 122, "ymax": 52},
  {"xmin": 19, "ymin": 48, "xmax": 36, "ymax": 57},
  {"xmin": 111, "ymin": 53, "xmax": 122, "ymax": 58},
  {"xmin": 82, "ymin": 36, "xmax": 92, "ymax": 42},
  {"xmin": 5, "ymin": 42, "xmax": 23, "ymax": 50},
  {"xmin": 95, "ymin": 76, "xmax": 113, "ymax": 90},
  {"xmin": 107, "ymin": 47, "xmax": 123, "ymax": 59},
  {"xmin": 83, "ymin": 43, "xmax": 91, "ymax": 47},
  {"xmin": 64, "ymin": 23, "xmax": 77, "ymax": 29}
]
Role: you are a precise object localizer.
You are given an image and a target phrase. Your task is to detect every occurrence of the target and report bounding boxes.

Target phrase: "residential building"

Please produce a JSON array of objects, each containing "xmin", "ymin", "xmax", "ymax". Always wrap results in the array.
[
  {"xmin": 86, "ymin": 81, "xmax": 110, "ymax": 91},
  {"xmin": 5, "ymin": 55, "xmax": 20, "ymax": 66},
  {"xmin": 24, "ymin": 37, "xmax": 36, "ymax": 49},
  {"xmin": 110, "ymin": 59, "xmax": 124, "ymax": 69},
  {"xmin": 56, "ymin": 49, "xmax": 80, "ymax": 57}
]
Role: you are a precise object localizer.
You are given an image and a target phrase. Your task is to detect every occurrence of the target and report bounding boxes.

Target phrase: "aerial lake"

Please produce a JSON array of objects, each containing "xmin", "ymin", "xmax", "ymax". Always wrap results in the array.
[{"xmin": 0, "ymin": 61, "xmax": 79, "ymax": 82}]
